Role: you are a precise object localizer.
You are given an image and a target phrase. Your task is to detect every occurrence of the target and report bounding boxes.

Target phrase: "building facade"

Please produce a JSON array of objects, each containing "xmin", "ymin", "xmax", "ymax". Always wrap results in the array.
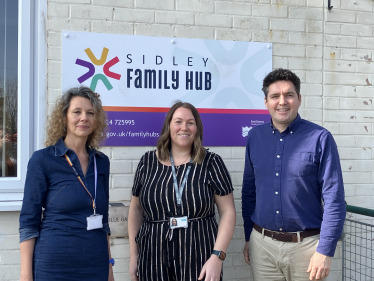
[{"xmin": 0, "ymin": 0, "xmax": 373, "ymax": 280}]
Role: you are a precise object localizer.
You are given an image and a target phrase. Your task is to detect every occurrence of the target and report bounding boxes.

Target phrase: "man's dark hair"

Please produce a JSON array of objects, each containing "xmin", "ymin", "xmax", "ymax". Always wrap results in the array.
[{"xmin": 262, "ymin": 68, "xmax": 301, "ymax": 99}]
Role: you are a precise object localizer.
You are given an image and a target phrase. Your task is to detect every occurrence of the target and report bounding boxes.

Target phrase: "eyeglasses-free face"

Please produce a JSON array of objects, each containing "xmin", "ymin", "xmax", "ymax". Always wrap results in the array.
[
  {"xmin": 65, "ymin": 96, "xmax": 96, "ymax": 141},
  {"xmin": 265, "ymin": 80, "xmax": 301, "ymax": 132},
  {"xmin": 169, "ymin": 107, "xmax": 197, "ymax": 151}
]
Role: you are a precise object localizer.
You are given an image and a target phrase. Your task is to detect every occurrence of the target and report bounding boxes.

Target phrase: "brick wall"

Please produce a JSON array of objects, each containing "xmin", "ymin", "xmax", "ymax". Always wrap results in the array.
[{"xmin": 1, "ymin": 0, "xmax": 373, "ymax": 280}]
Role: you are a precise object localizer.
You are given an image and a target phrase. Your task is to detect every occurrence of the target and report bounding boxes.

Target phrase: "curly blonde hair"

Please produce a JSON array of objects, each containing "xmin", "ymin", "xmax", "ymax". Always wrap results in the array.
[
  {"xmin": 156, "ymin": 101, "xmax": 206, "ymax": 164},
  {"xmin": 45, "ymin": 87, "xmax": 107, "ymax": 149}
]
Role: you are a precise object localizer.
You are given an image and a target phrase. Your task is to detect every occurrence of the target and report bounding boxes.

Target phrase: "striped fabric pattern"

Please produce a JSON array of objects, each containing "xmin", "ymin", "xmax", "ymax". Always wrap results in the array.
[{"xmin": 132, "ymin": 150, "xmax": 233, "ymax": 281}]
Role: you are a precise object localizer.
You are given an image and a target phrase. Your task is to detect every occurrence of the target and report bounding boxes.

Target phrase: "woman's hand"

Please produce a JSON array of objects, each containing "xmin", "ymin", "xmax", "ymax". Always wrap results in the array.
[
  {"xmin": 198, "ymin": 255, "xmax": 223, "ymax": 281},
  {"xmin": 20, "ymin": 239, "xmax": 35, "ymax": 281},
  {"xmin": 108, "ymin": 264, "xmax": 115, "ymax": 281},
  {"xmin": 129, "ymin": 256, "xmax": 139, "ymax": 281},
  {"xmin": 128, "ymin": 196, "xmax": 143, "ymax": 281}
]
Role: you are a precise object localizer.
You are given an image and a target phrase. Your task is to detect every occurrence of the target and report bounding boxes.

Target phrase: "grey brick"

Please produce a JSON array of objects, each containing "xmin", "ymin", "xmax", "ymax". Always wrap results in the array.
[
  {"xmin": 195, "ymin": 14, "xmax": 232, "ymax": 28},
  {"xmin": 215, "ymin": 2, "xmax": 252, "ymax": 16},
  {"xmin": 273, "ymin": 44, "xmax": 305, "ymax": 57},
  {"xmin": 92, "ymin": 0, "xmax": 134, "ymax": 7},
  {"xmin": 176, "ymin": 0, "xmax": 214, "ymax": 13},
  {"xmin": 215, "ymin": 28, "xmax": 251, "ymax": 42},
  {"xmin": 233, "ymin": 16, "xmax": 269, "ymax": 30},
  {"xmin": 71, "ymin": 5, "xmax": 113, "ymax": 20},
  {"xmin": 252, "ymin": 4, "xmax": 287, "ymax": 18},
  {"xmin": 155, "ymin": 11, "xmax": 194, "ymax": 25},
  {"xmin": 289, "ymin": 7, "xmax": 323, "ymax": 20},
  {"xmin": 135, "ymin": 0, "xmax": 174, "ymax": 10},
  {"xmin": 270, "ymin": 19, "xmax": 305, "ymax": 32},
  {"xmin": 92, "ymin": 21, "xmax": 133, "ymax": 34},
  {"xmin": 115, "ymin": 8, "xmax": 154, "ymax": 23},
  {"xmin": 176, "ymin": 25, "xmax": 214, "ymax": 39},
  {"xmin": 134, "ymin": 23, "xmax": 175, "ymax": 37}
]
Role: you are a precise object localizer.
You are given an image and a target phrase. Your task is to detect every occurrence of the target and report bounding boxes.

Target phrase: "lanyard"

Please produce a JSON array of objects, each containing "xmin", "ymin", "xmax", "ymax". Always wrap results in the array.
[
  {"xmin": 64, "ymin": 154, "xmax": 98, "ymax": 214},
  {"xmin": 170, "ymin": 152, "xmax": 193, "ymax": 206}
]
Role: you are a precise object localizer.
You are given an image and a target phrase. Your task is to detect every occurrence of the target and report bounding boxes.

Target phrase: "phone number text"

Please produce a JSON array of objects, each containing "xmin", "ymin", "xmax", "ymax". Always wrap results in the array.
[{"xmin": 106, "ymin": 119, "xmax": 135, "ymax": 126}]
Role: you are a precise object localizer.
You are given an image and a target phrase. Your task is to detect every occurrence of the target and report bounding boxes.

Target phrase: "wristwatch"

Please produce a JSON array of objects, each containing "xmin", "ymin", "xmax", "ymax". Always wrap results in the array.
[
  {"xmin": 212, "ymin": 250, "xmax": 226, "ymax": 261},
  {"xmin": 109, "ymin": 258, "xmax": 115, "ymax": 266}
]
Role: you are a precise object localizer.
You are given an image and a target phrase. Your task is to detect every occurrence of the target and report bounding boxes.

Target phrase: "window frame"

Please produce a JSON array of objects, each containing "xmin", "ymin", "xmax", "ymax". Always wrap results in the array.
[{"xmin": 0, "ymin": 0, "xmax": 47, "ymax": 211}]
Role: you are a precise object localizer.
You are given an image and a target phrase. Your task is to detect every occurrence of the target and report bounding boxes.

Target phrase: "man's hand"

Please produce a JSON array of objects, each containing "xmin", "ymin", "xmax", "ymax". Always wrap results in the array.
[
  {"xmin": 307, "ymin": 252, "xmax": 331, "ymax": 280},
  {"xmin": 243, "ymin": 241, "xmax": 250, "ymax": 265}
]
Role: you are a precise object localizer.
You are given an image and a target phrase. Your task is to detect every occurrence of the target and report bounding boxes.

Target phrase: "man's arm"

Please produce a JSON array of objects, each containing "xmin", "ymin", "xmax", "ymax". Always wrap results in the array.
[
  {"xmin": 317, "ymin": 132, "xmax": 346, "ymax": 257},
  {"xmin": 308, "ymin": 132, "xmax": 346, "ymax": 280},
  {"xmin": 242, "ymin": 136, "xmax": 256, "ymax": 264}
]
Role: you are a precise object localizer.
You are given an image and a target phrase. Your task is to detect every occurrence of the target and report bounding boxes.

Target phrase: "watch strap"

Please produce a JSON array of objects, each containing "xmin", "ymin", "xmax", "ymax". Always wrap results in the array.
[
  {"xmin": 212, "ymin": 250, "xmax": 226, "ymax": 261},
  {"xmin": 109, "ymin": 258, "xmax": 115, "ymax": 266}
]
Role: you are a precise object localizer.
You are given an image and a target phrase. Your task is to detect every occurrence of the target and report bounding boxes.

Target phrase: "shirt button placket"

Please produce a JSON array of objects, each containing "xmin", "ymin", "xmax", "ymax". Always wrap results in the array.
[{"xmin": 274, "ymin": 133, "xmax": 284, "ymax": 230}]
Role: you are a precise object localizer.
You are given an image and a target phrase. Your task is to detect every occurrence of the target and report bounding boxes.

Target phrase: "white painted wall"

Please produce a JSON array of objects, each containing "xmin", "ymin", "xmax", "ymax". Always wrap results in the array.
[{"xmin": 0, "ymin": 0, "xmax": 373, "ymax": 280}]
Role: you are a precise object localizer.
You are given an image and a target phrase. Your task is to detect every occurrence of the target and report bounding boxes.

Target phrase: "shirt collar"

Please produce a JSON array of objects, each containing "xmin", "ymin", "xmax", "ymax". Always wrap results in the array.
[
  {"xmin": 54, "ymin": 138, "xmax": 104, "ymax": 158},
  {"xmin": 270, "ymin": 114, "xmax": 301, "ymax": 134}
]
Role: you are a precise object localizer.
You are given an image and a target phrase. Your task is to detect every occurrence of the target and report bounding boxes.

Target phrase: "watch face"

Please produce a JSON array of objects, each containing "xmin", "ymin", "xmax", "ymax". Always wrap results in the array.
[{"xmin": 219, "ymin": 251, "xmax": 226, "ymax": 260}]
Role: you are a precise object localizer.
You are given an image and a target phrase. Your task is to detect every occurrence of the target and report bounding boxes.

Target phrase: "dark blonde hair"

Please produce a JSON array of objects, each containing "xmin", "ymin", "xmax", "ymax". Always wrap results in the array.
[
  {"xmin": 45, "ymin": 86, "xmax": 107, "ymax": 149},
  {"xmin": 156, "ymin": 101, "xmax": 206, "ymax": 164}
]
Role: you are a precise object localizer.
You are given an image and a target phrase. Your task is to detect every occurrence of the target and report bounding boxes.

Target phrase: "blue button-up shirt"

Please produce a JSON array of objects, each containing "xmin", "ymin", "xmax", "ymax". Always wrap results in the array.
[
  {"xmin": 242, "ymin": 114, "xmax": 346, "ymax": 257},
  {"xmin": 19, "ymin": 138, "xmax": 110, "ymax": 243}
]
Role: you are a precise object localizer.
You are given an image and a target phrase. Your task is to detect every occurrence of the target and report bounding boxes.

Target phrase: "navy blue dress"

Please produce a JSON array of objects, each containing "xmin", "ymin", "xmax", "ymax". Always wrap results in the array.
[{"xmin": 19, "ymin": 138, "xmax": 110, "ymax": 281}]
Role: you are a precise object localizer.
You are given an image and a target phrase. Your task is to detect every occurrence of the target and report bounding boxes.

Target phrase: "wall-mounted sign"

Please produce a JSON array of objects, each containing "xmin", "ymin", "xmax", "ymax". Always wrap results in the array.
[
  {"xmin": 108, "ymin": 202, "xmax": 130, "ymax": 238},
  {"xmin": 62, "ymin": 31, "xmax": 272, "ymax": 146}
]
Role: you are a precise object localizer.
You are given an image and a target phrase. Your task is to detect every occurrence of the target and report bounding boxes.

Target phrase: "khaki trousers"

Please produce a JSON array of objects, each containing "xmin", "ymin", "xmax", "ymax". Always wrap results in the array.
[{"xmin": 249, "ymin": 228, "xmax": 326, "ymax": 281}]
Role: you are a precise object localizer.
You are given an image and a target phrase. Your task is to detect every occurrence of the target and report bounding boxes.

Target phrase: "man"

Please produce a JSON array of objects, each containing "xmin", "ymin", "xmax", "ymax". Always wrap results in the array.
[{"xmin": 242, "ymin": 69, "xmax": 346, "ymax": 281}]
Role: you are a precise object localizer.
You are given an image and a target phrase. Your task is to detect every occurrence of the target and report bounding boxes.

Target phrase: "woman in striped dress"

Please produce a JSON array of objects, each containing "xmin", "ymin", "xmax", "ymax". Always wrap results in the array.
[{"xmin": 128, "ymin": 102, "xmax": 236, "ymax": 281}]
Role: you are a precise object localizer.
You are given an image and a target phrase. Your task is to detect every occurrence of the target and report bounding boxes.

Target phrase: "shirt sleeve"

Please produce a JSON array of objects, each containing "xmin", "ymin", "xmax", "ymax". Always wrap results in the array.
[
  {"xmin": 132, "ymin": 155, "xmax": 145, "ymax": 197},
  {"xmin": 207, "ymin": 153, "xmax": 233, "ymax": 196},
  {"xmin": 317, "ymin": 132, "xmax": 346, "ymax": 257},
  {"xmin": 102, "ymin": 155, "xmax": 111, "ymax": 235},
  {"xmin": 19, "ymin": 151, "xmax": 48, "ymax": 243},
  {"xmin": 242, "ymin": 135, "xmax": 256, "ymax": 242}
]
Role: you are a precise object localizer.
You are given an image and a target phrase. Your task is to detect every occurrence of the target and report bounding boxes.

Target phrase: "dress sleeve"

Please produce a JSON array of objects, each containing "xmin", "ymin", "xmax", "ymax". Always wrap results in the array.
[
  {"xmin": 102, "ymin": 154, "xmax": 111, "ymax": 235},
  {"xmin": 19, "ymin": 151, "xmax": 48, "ymax": 243},
  {"xmin": 132, "ymin": 155, "xmax": 145, "ymax": 197},
  {"xmin": 207, "ymin": 153, "xmax": 233, "ymax": 196}
]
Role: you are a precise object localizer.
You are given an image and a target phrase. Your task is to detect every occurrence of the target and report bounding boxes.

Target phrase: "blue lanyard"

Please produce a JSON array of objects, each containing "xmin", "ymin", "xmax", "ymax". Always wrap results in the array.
[{"xmin": 170, "ymin": 152, "xmax": 193, "ymax": 206}]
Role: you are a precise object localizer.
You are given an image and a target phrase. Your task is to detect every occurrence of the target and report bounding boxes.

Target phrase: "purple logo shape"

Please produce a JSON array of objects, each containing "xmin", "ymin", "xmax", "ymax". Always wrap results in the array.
[{"xmin": 75, "ymin": 59, "xmax": 95, "ymax": 83}]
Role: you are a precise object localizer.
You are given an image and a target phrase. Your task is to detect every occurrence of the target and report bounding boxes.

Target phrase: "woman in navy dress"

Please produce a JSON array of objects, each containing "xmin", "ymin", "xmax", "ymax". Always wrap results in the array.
[
  {"xmin": 19, "ymin": 87, "xmax": 114, "ymax": 281},
  {"xmin": 128, "ymin": 102, "xmax": 236, "ymax": 281}
]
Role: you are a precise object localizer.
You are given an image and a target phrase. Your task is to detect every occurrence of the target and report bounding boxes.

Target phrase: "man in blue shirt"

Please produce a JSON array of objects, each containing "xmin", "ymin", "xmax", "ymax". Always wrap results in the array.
[{"xmin": 242, "ymin": 68, "xmax": 346, "ymax": 281}]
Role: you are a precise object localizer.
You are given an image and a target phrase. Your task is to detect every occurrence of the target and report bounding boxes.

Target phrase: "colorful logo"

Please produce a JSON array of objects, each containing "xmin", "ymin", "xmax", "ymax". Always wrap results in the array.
[{"xmin": 75, "ymin": 47, "xmax": 121, "ymax": 91}]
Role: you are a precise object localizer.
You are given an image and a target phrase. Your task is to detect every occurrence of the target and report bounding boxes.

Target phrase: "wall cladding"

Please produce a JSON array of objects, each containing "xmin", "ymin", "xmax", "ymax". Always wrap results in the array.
[{"xmin": 1, "ymin": 0, "xmax": 373, "ymax": 280}]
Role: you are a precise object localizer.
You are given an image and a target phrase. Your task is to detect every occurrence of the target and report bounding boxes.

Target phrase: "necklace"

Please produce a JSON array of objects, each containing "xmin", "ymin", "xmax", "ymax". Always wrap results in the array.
[{"xmin": 174, "ymin": 155, "xmax": 191, "ymax": 169}]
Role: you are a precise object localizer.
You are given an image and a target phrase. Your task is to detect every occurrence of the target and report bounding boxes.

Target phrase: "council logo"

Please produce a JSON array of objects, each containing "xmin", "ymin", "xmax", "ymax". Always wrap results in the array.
[
  {"xmin": 75, "ymin": 47, "xmax": 121, "ymax": 91},
  {"xmin": 242, "ymin": 126, "xmax": 252, "ymax": 137}
]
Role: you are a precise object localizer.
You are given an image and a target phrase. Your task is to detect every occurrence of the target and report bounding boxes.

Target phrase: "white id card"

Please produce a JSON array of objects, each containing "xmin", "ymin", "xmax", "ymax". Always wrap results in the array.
[
  {"xmin": 170, "ymin": 216, "xmax": 188, "ymax": 229},
  {"xmin": 87, "ymin": 214, "xmax": 103, "ymax": 230}
]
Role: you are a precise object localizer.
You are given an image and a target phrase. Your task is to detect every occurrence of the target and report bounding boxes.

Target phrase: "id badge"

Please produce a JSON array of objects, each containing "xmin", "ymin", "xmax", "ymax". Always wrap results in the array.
[
  {"xmin": 170, "ymin": 216, "xmax": 188, "ymax": 229},
  {"xmin": 87, "ymin": 214, "xmax": 103, "ymax": 230}
]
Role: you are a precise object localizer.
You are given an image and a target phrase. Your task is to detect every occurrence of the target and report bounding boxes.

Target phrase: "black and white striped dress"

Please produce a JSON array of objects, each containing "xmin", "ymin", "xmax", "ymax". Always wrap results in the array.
[{"xmin": 132, "ymin": 150, "xmax": 233, "ymax": 281}]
